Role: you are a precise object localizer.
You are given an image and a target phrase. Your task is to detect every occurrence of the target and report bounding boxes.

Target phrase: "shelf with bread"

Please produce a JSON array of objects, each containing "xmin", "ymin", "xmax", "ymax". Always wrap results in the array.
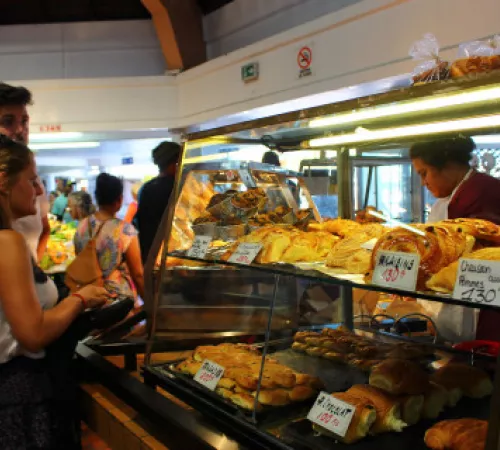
[{"xmin": 143, "ymin": 70, "xmax": 500, "ymax": 450}]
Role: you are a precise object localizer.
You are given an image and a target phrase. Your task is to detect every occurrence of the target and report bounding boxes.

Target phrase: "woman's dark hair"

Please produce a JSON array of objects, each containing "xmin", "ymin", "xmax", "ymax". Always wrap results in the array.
[
  {"xmin": 0, "ymin": 82, "xmax": 33, "ymax": 107},
  {"xmin": 95, "ymin": 173, "xmax": 123, "ymax": 206},
  {"xmin": 262, "ymin": 151, "xmax": 281, "ymax": 167},
  {"xmin": 0, "ymin": 134, "xmax": 32, "ymax": 229},
  {"xmin": 409, "ymin": 136, "xmax": 475, "ymax": 169},
  {"xmin": 152, "ymin": 141, "xmax": 181, "ymax": 171}
]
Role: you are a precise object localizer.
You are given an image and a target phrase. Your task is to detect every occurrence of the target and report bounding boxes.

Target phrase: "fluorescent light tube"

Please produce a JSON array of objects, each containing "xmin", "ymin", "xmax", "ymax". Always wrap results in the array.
[
  {"xmin": 472, "ymin": 134, "xmax": 500, "ymax": 144},
  {"xmin": 30, "ymin": 132, "xmax": 83, "ymax": 141},
  {"xmin": 309, "ymin": 86, "xmax": 500, "ymax": 128},
  {"xmin": 309, "ymin": 114, "xmax": 500, "ymax": 147},
  {"xmin": 31, "ymin": 142, "xmax": 100, "ymax": 150}
]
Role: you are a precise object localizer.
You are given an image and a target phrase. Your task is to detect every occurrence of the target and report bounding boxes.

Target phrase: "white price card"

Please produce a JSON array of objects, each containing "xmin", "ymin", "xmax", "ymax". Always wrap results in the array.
[
  {"xmin": 372, "ymin": 251, "xmax": 420, "ymax": 291},
  {"xmin": 228, "ymin": 243, "xmax": 262, "ymax": 265},
  {"xmin": 452, "ymin": 259, "xmax": 500, "ymax": 307},
  {"xmin": 193, "ymin": 359, "xmax": 225, "ymax": 391},
  {"xmin": 186, "ymin": 235, "xmax": 212, "ymax": 259},
  {"xmin": 307, "ymin": 391, "xmax": 355, "ymax": 437}
]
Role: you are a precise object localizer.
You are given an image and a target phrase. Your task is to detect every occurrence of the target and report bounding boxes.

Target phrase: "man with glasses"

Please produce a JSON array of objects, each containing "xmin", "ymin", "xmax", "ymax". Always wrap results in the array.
[{"xmin": 0, "ymin": 82, "xmax": 50, "ymax": 261}]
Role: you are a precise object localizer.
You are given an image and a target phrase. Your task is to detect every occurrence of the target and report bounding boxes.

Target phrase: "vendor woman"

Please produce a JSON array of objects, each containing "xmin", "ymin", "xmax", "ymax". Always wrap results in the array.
[{"xmin": 410, "ymin": 135, "xmax": 500, "ymax": 342}]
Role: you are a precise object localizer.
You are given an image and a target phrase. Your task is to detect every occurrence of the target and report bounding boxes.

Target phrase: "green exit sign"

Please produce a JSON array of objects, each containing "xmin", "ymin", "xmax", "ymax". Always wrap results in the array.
[{"xmin": 241, "ymin": 62, "xmax": 259, "ymax": 83}]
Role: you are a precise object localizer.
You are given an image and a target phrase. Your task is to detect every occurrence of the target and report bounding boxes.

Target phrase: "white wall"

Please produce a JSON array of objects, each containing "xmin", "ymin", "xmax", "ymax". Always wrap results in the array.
[
  {"xmin": 0, "ymin": 20, "xmax": 165, "ymax": 80},
  {"xmin": 203, "ymin": 0, "xmax": 363, "ymax": 59},
  {"xmin": 178, "ymin": 0, "xmax": 500, "ymax": 127}
]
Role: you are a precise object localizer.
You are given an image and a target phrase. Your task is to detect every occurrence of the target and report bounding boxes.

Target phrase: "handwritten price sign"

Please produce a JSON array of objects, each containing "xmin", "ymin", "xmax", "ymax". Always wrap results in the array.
[
  {"xmin": 453, "ymin": 259, "xmax": 500, "ymax": 307},
  {"xmin": 307, "ymin": 391, "xmax": 354, "ymax": 437},
  {"xmin": 372, "ymin": 251, "xmax": 420, "ymax": 291},
  {"xmin": 186, "ymin": 235, "xmax": 212, "ymax": 259},
  {"xmin": 228, "ymin": 243, "xmax": 262, "ymax": 265},
  {"xmin": 193, "ymin": 359, "xmax": 225, "ymax": 391}
]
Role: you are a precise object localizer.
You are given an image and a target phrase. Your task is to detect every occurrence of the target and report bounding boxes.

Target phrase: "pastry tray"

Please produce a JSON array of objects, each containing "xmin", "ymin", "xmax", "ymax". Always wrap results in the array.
[{"xmin": 279, "ymin": 396, "xmax": 491, "ymax": 450}]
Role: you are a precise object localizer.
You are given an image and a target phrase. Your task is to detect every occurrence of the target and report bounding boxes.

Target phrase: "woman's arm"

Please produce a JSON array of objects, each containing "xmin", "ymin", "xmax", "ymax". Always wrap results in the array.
[
  {"xmin": 125, "ymin": 236, "xmax": 145, "ymax": 300},
  {"xmin": 0, "ymin": 230, "xmax": 87, "ymax": 353}
]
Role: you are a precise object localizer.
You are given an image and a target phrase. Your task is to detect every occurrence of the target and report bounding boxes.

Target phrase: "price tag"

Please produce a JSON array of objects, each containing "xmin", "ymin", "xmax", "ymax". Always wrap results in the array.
[
  {"xmin": 307, "ymin": 391, "xmax": 355, "ymax": 437},
  {"xmin": 452, "ymin": 259, "xmax": 500, "ymax": 306},
  {"xmin": 372, "ymin": 251, "xmax": 420, "ymax": 291},
  {"xmin": 193, "ymin": 359, "xmax": 225, "ymax": 391},
  {"xmin": 186, "ymin": 235, "xmax": 212, "ymax": 259},
  {"xmin": 228, "ymin": 243, "xmax": 262, "ymax": 265}
]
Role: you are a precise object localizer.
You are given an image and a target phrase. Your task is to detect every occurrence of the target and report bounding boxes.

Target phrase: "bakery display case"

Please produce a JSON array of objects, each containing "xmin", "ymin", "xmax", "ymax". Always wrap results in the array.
[{"xmin": 142, "ymin": 72, "xmax": 500, "ymax": 450}]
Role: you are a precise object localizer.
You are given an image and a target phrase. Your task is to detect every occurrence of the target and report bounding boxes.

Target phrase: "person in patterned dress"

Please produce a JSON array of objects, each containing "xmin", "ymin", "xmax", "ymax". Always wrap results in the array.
[{"xmin": 74, "ymin": 173, "xmax": 145, "ymax": 304}]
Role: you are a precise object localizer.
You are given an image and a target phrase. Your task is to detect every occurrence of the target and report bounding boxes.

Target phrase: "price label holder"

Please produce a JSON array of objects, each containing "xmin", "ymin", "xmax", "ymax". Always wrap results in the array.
[
  {"xmin": 186, "ymin": 235, "xmax": 212, "ymax": 259},
  {"xmin": 372, "ymin": 251, "xmax": 420, "ymax": 291},
  {"xmin": 228, "ymin": 243, "xmax": 262, "ymax": 265},
  {"xmin": 452, "ymin": 258, "xmax": 500, "ymax": 307},
  {"xmin": 193, "ymin": 359, "xmax": 225, "ymax": 391},
  {"xmin": 307, "ymin": 391, "xmax": 355, "ymax": 437}
]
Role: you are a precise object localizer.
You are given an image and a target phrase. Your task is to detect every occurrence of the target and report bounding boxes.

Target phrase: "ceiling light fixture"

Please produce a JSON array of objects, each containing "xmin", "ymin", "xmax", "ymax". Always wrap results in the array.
[
  {"xmin": 309, "ymin": 114, "xmax": 500, "ymax": 148},
  {"xmin": 472, "ymin": 134, "xmax": 500, "ymax": 144},
  {"xmin": 309, "ymin": 86, "xmax": 500, "ymax": 128},
  {"xmin": 31, "ymin": 142, "xmax": 100, "ymax": 150}
]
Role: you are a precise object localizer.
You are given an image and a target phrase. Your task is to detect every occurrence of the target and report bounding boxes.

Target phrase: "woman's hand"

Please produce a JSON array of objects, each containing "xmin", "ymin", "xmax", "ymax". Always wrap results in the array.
[{"xmin": 75, "ymin": 285, "xmax": 110, "ymax": 309}]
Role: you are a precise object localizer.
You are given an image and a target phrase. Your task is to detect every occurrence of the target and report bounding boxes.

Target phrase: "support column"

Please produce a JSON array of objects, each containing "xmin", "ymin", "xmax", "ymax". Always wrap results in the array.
[{"xmin": 141, "ymin": 0, "xmax": 206, "ymax": 70}]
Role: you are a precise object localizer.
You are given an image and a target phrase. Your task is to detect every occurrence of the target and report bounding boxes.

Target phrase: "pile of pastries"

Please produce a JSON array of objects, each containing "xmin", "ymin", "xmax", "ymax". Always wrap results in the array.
[
  {"xmin": 308, "ymin": 339, "xmax": 492, "ymax": 443},
  {"xmin": 291, "ymin": 327, "xmax": 433, "ymax": 371},
  {"xmin": 367, "ymin": 218, "xmax": 500, "ymax": 292},
  {"xmin": 221, "ymin": 225, "xmax": 339, "ymax": 263},
  {"xmin": 174, "ymin": 343, "xmax": 322, "ymax": 410}
]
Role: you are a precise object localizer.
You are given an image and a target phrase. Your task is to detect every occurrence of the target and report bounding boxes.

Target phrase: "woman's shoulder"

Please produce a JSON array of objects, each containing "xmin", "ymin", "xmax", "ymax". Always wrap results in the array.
[{"xmin": 0, "ymin": 229, "xmax": 26, "ymax": 246}]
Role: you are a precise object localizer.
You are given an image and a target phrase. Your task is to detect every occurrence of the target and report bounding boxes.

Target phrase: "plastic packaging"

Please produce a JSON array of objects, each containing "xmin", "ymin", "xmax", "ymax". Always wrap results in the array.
[
  {"xmin": 451, "ymin": 35, "xmax": 500, "ymax": 78},
  {"xmin": 409, "ymin": 33, "xmax": 449, "ymax": 84}
]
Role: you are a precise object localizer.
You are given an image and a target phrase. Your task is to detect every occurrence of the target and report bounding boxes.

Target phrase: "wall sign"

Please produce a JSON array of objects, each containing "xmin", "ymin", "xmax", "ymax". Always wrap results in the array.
[
  {"xmin": 307, "ymin": 391, "xmax": 355, "ymax": 437},
  {"xmin": 241, "ymin": 62, "xmax": 259, "ymax": 83},
  {"xmin": 372, "ymin": 251, "xmax": 420, "ymax": 291},
  {"xmin": 121, "ymin": 156, "xmax": 134, "ymax": 165},
  {"xmin": 453, "ymin": 259, "xmax": 500, "ymax": 306},
  {"xmin": 39, "ymin": 124, "xmax": 62, "ymax": 132},
  {"xmin": 297, "ymin": 46, "xmax": 312, "ymax": 78}
]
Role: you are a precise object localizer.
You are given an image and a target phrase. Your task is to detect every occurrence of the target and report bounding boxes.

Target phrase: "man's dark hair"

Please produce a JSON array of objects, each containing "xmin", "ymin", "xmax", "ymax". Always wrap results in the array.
[
  {"xmin": 95, "ymin": 173, "xmax": 123, "ymax": 206},
  {"xmin": 0, "ymin": 82, "xmax": 33, "ymax": 107},
  {"xmin": 152, "ymin": 141, "xmax": 181, "ymax": 171},
  {"xmin": 262, "ymin": 151, "xmax": 280, "ymax": 167},
  {"xmin": 410, "ymin": 136, "xmax": 475, "ymax": 170}
]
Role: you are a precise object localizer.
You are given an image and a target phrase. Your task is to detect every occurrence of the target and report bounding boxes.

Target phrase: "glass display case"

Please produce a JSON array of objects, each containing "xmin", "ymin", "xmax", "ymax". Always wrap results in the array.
[{"xmin": 143, "ymin": 72, "xmax": 500, "ymax": 450}]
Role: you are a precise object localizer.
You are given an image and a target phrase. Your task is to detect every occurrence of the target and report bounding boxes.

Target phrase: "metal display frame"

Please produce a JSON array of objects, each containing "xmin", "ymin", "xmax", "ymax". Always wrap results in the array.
[{"xmin": 77, "ymin": 72, "xmax": 500, "ymax": 450}]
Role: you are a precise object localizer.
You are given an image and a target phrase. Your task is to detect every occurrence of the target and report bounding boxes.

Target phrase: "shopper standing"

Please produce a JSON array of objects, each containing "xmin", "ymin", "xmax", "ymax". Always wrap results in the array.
[
  {"xmin": 136, "ymin": 141, "xmax": 181, "ymax": 263},
  {"xmin": 0, "ymin": 82, "xmax": 51, "ymax": 261}
]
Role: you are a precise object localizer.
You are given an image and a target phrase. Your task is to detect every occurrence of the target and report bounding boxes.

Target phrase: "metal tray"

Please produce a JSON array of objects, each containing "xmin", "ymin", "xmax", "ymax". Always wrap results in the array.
[{"xmin": 280, "ymin": 396, "xmax": 490, "ymax": 450}]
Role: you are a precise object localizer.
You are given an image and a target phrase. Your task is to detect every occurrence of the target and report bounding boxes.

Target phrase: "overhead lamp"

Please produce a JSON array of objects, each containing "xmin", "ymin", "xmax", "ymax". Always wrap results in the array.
[
  {"xmin": 30, "ymin": 132, "xmax": 83, "ymax": 141},
  {"xmin": 309, "ymin": 86, "xmax": 500, "ymax": 128},
  {"xmin": 309, "ymin": 114, "xmax": 500, "ymax": 148},
  {"xmin": 472, "ymin": 134, "xmax": 500, "ymax": 144},
  {"xmin": 31, "ymin": 142, "xmax": 100, "ymax": 150}
]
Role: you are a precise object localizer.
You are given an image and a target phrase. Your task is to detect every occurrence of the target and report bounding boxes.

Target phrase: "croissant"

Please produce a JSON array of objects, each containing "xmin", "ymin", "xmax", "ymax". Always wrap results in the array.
[
  {"xmin": 425, "ymin": 418, "xmax": 487, "ymax": 450},
  {"xmin": 427, "ymin": 247, "xmax": 500, "ymax": 293},
  {"xmin": 312, "ymin": 392, "xmax": 377, "ymax": 444},
  {"xmin": 430, "ymin": 363, "xmax": 493, "ymax": 399},
  {"xmin": 438, "ymin": 218, "xmax": 500, "ymax": 244},
  {"xmin": 347, "ymin": 385, "xmax": 406, "ymax": 434},
  {"xmin": 369, "ymin": 358, "xmax": 429, "ymax": 395},
  {"xmin": 326, "ymin": 234, "xmax": 372, "ymax": 274}
]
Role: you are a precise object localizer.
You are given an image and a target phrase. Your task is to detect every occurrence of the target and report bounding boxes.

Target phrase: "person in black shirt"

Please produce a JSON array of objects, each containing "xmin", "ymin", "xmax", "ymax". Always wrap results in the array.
[{"xmin": 136, "ymin": 141, "xmax": 181, "ymax": 263}]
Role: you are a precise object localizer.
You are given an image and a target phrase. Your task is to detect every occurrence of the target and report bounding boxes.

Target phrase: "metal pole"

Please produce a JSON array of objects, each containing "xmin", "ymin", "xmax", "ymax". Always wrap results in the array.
[{"xmin": 340, "ymin": 285, "xmax": 354, "ymax": 330}]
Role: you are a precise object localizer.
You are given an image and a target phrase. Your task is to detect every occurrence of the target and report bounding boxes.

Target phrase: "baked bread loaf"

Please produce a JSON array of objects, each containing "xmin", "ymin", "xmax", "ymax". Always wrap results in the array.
[
  {"xmin": 313, "ymin": 392, "xmax": 377, "ymax": 444},
  {"xmin": 427, "ymin": 246, "xmax": 500, "ymax": 293},
  {"xmin": 450, "ymin": 55, "xmax": 500, "ymax": 78},
  {"xmin": 347, "ymin": 384, "xmax": 406, "ymax": 434},
  {"xmin": 369, "ymin": 359, "xmax": 429, "ymax": 395},
  {"xmin": 438, "ymin": 218, "xmax": 500, "ymax": 244},
  {"xmin": 422, "ymin": 382, "xmax": 448, "ymax": 419},
  {"xmin": 398, "ymin": 394, "xmax": 424, "ymax": 426},
  {"xmin": 424, "ymin": 418, "xmax": 487, "ymax": 450},
  {"xmin": 430, "ymin": 363, "xmax": 493, "ymax": 399}
]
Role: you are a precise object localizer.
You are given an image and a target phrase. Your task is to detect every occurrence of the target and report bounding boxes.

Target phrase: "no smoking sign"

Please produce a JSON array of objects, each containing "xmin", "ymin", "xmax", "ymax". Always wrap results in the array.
[{"xmin": 297, "ymin": 46, "xmax": 312, "ymax": 78}]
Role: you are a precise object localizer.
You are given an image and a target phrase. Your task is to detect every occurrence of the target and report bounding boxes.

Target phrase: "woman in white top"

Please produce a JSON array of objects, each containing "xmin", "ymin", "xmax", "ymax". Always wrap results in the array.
[{"xmin": 0, "ymin": 136, "xmax": 110, "ymax": 449}]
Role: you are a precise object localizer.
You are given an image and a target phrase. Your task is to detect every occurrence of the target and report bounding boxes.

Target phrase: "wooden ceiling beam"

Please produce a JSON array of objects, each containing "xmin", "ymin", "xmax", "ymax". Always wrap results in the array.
[{"xmin": 141, "ymin": 0, "xmax": 206, "ymax": 71}]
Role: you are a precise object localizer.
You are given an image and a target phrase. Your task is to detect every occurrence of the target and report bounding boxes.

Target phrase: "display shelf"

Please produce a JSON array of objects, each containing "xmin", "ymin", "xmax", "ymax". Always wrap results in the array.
[{"xmin": 166, "ymin": 252, "xmax": 500, "ymax": 312}]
